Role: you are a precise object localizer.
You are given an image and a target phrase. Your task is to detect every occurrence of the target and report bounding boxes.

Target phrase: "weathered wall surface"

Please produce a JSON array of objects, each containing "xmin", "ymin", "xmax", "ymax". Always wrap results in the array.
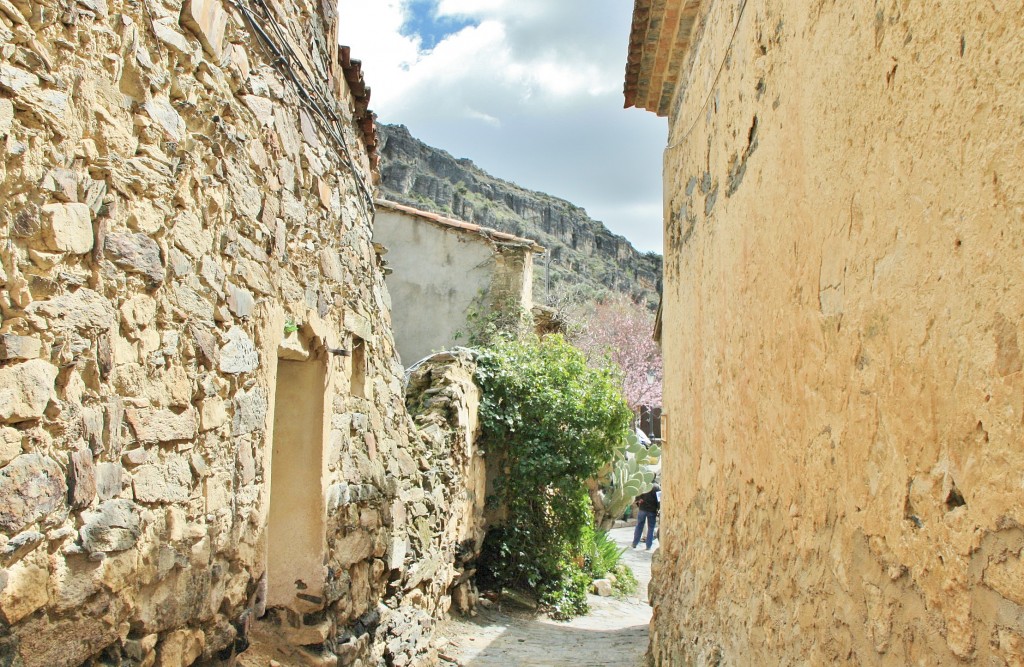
[
  {"xmin": 374, "ymin": 207, "xmax": 535, "ymax": 365},
  {"xmin": 653, "ymin": 1, "xmax": 1024, "ymax": 665},
  {"xmin": 403, "ymin": 350, "xmax": 488, "ymax": 618},
  {"xmin": 374, "ymin": 208, "xmax": 495, "ymax": 366},
  {"xmin": 0, "ymin": 0, "xmax": 483, "ymax": 662}
]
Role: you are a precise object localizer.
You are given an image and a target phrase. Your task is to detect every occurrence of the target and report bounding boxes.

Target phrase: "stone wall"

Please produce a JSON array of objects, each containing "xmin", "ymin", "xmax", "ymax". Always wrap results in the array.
[
  {"xmin": 403, "ymin": 350, "xmax": 487, "ymax": 619},
  {"xmin": 0, "ymin": 0, "xmax": 483, "ymax": 662},
  {"xmin": 650, "ymin": 1, "xmax": 1024, "ymax": 665}
]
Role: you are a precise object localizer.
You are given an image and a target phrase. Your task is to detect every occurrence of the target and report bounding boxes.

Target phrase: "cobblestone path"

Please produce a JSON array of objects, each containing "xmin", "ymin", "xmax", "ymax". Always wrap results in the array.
[{"xmin": 437, "ymin": 526, "xmax": 656, "ymax": 667}]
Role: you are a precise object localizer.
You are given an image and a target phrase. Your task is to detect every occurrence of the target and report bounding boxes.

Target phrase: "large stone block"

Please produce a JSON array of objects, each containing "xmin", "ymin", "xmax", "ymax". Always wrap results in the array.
[
  {"xmin": 119, "ymin": 294, "xmax": 158, "ymax": 332},
  {"xmin": 79, "ymin": 499, "xmax": 142, "ymax": 553},
  {"xmin": 180, "ymin": 0, "xmax": 226, "ymax": 58},
  {"xmin": 67, "ymin": 448, "xmax": 97, "ymax": 509},
  {"xmin": 0, "ymin": 427, "xmax": 21, "ymax": 467},
  {"xmin": 151, "ymin": 17, "xmax": 194, "ymax": 55},
  {"xmin": 170, "ymin": 211, "xmax": 212, "ymax": 258},
  {"xmin": 0, "ymin": 531, "xmax": 44, "ymax": 568},
  {"xmin": 231, "ymin": 386, "xmax": 267, "ymax": 436},
  {"xmin": 132, "ymin": 456, "xmax": 192, "ymax": 504},
  {"xmin": 173, "ymin": 283, "xmax": 215, "ymax": 323},
  {"xmin": 95, "ymin": 462, "xmax": 123, "ymax": 500},
  {"xmin": 198, "ymin": 397, "xmax": 227, "ymax": 432},
  {"xmin": 0, "ymin": 553, "xmax": 48, "ymax": 624},
  {"xmin": 0, "ymin": 98, "xmax": 12, "ymax": 136},
  {"xmin": 333, "ymin": 531, "xmax": 373, "ymax": 568},
  {"xmin": 219, "ymin": 326, "xmax": 258, "ymax": 374},
  {"xmin": 126, "ymin": 407, "xmax": 198, "ymax": 445},
  {"xmin": 0, "ymin": 64, "xmax": 39, "ymax": 94},
  {"xmin": 26, "ymin": 288, "xmax": 115, "ymax": 334},
  {"xmin": 0, "ymin": 359, "xmax": 57, "ymax": 423},
  {"xmin": 41, "ymin": 202, "xmax": 93, "ymax": 254},
  {"xmin": 143, "ymin": 96, "xmax": 186, "ymax": 143},
  {"xmin": 0, "ymin": 335, "xmax": 41, "ymax": 361},
  {"xmin": 227, "ymin": 283, "xmax": 254, "ymax": 318},
  {"xmin": 104, "ymin": 231, "xmax": 165, "ymax": 286},
  {"xmin": 0, "ymin": 453, "xmax": 67, "ymax": 534},
  {"xmin": 156, "ymin": 628, "xmax": 205, "ymax": 667}
]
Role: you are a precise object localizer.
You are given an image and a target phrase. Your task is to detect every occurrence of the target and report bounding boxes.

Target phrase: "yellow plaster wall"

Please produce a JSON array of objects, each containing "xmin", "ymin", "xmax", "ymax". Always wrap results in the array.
[{"xmin": 653, "ymin": 1, "xmax": 1024, "ymax": 664}]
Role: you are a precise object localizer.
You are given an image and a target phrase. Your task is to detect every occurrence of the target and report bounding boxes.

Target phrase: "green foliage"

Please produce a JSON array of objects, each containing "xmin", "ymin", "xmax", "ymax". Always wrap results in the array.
[
  {"xmin": 475, "ymin": 334, "xmax": 633, "ymax": 619},
  {"xmin": 611, "ymin": 563, "xmax": 638, "ymax": 597},
  {"xmin": 604, "ymin": 431, "xmax": 661, "ymax": 521},
  {"xmin": 455, "ymin": 292, "xmax": 532, "ymax": 347},
  {"xmin": 539, "ymin": 565, "xmax": 592, "ymax": 620},
  {"xmin": 283, "ymin": 317, "xmax": 299, "ymax": 334},
  {"xmin": 581, "ymin": 526, "xmax": 626, "ymax": 579}
]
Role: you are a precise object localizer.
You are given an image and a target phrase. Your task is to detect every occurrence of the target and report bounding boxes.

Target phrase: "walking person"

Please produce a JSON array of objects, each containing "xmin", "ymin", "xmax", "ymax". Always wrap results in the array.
[{"xmin": 632, "ymin": 483, "xmax": 660, "ymax": 550}]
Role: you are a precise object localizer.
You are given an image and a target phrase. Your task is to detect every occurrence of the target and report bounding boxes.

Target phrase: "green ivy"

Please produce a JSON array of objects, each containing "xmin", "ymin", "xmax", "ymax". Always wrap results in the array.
[{"xmin": 475, "ymin": 334, "xmax": 633, "ymax": 619}]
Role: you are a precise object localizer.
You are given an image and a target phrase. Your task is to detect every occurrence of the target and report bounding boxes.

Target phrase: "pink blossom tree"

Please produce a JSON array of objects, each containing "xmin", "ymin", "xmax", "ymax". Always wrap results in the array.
[{"xmin": 569, "ymin": 294, "xmax": 662, "ymax": 411}]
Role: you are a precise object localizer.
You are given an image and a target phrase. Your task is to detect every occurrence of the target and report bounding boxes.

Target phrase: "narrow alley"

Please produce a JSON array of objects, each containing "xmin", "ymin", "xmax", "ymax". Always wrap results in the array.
[{"xmin": 436, "ymin": 527, "xmax": 655, "ymax": 667}]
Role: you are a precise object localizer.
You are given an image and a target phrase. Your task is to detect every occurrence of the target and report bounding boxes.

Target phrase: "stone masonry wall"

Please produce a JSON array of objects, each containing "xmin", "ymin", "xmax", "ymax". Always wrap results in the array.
[
  {"xmin": 653, "ymin": 1, "xmax": 1024, "ymax": 665},
  {"xmin": 403, "ymin": 350, "xmax": 487, "ymax": 620},
  {"xmin": 0, "ymin": 0, "xmax": 483, "ymax": 662}
]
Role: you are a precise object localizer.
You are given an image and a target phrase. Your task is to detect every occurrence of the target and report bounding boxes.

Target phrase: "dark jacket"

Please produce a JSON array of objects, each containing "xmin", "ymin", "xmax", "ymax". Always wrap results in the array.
[{"xmin": 636, "ymin": 485, "xmax": 660, "ymax": 513}]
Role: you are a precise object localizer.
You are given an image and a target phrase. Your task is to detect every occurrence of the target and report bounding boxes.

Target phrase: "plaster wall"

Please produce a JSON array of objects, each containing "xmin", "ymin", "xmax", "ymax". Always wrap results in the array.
[
  {"xmin": 652, "ymin": 1, "xmax": 1024, "ymax": 665},
  {"xmin": 266, "ymin": 357, "xmax": 327, "ymax": 609},
  {"xmin": 373, "ymin": 209, "xmax": 497, "ymax": 364}
]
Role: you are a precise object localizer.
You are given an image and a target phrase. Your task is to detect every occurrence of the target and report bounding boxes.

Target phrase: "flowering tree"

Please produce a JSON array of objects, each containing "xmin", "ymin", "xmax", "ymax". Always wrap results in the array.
[{"xmin": 569, "ymin": 294, "xmax": 662, "ymax": 410}]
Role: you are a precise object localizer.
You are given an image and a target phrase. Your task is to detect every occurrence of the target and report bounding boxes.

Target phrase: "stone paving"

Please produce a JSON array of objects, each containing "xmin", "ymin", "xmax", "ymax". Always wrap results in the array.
[{"xmin": 437, "ymin": 526, "xmax": 656, "ymax": 667}]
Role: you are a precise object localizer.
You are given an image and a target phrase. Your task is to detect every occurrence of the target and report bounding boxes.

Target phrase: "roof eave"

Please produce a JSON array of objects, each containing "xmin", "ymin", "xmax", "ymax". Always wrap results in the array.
[
  {"xmin": 375, "ymin": 199, "xmax": 545, "ymax": 253},
  {"xmin": 623, "ymin": 0, "xmax": 706, "ymax": 117}
]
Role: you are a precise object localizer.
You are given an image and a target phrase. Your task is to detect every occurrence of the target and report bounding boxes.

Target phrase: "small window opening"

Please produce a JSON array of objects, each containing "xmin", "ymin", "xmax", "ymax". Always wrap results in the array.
[{"xmin": 350, "ymin": 336, "xmax": 366, "ymax": 398}]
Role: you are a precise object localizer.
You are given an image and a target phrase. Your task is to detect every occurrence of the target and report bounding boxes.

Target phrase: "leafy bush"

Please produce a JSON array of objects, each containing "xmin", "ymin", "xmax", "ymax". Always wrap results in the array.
[
  {"xmin": 475, "ymin": 334, "xmax": 633, "ymax": 619},
  {"xmin": 581, "ymin": 526, "xmax": 625, "ymax": 579},
  {"xmin": 611, "ymin": 564, "xmax": 639, "ymax": 597}
]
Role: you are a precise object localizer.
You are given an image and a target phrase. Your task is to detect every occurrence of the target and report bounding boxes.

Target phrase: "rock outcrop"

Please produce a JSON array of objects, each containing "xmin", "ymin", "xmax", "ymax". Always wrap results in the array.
[{"xmin": 378, "ymin": 124, "xmax": 662, "ymax": 308}]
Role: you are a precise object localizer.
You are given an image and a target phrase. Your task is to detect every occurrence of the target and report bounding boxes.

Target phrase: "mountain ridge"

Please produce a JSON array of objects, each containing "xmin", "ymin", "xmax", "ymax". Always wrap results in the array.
[{"xmin": 376, "ymin": 124, "xmax": 662, "ymax": 309}]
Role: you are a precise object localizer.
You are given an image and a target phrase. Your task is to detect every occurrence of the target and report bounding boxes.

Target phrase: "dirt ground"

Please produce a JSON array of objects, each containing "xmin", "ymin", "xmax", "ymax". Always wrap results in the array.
[{"xmin": 435, "ymin": 526, "xmax": 656, "ymax": 667}]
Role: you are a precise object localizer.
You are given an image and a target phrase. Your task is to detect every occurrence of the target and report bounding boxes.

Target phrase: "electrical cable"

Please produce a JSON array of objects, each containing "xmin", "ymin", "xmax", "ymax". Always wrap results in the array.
[
  {"xmin": 228, "ymin": 0, "xmax": 376, "ymax": 221},
  {"xmin": 664, "ymin": 0, "xmax": 750, "ymax": 152}
]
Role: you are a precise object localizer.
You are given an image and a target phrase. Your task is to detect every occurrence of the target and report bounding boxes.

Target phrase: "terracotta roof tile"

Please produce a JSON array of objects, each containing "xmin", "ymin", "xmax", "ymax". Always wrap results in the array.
[{"xmin": 339, "ymin": 45, "xmax": 379, "ymax": 172}]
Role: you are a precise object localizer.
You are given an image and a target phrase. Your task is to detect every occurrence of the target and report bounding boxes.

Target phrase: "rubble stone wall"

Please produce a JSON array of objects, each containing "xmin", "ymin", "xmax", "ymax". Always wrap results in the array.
[
  {"xmin": 0, "ymin": 0, "xmax": 485, "ymax": 662},
  {"xmin": 654, "ymin": 1, "xmax": 1024, "ymax": 665},
  {"xmin": 403, "ymin": 350, "xmax": 487, "ymax": 619}
]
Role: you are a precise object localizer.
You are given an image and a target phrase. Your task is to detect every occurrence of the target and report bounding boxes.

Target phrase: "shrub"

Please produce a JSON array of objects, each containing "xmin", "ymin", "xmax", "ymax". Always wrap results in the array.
[
  {"xmin": 475, "ymin": 334, "xmax": 633, "ymax": 619},
  {"xmin": 611, "ymin": 563, "xmax": 639, "ymax": 598},
  {"xmin": 582, "ymin": 527, "xmax": 626, "ymax": 579}
]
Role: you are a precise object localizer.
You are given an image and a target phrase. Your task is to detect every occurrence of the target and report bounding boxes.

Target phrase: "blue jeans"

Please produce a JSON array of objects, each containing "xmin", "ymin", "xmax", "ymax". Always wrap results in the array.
[{"xmin": 633, "ymin": 509, "xmax": 657, "ymax": 549}]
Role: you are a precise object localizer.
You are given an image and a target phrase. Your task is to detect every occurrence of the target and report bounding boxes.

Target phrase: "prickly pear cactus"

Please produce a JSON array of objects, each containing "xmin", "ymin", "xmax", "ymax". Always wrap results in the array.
[{"xmin": 604, "ymin": 431, "xmax": 661, "ymax": 520}]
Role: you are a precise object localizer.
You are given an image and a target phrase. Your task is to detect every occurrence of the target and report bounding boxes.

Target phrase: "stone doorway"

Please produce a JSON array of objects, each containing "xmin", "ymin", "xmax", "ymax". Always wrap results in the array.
[
  {"xmin": 267, "ymin": 357, "xmax": 328, "ymax": 611},
  {"xmin": 242, "ymin": 350, "xmax": 336, "ymax": 665}
]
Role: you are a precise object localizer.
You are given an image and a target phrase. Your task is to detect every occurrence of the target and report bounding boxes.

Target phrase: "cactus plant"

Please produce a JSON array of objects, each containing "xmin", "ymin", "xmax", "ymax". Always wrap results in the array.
[{"xmin": 603, "ymin": 431, "xmax": 661, "ymax": 521}]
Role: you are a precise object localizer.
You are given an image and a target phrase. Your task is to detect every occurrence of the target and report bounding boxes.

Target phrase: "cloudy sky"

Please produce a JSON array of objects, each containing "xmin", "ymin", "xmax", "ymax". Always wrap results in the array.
[{"xmin": 337, "ymin": 0, "xmax": 667, "ymax": 253}]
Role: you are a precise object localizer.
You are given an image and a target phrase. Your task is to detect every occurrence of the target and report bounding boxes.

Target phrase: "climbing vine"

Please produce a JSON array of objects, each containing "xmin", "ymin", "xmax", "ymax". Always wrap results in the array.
[{"xmin": 475, "ymin": 334, "xmax": 632, "ymax": 619}]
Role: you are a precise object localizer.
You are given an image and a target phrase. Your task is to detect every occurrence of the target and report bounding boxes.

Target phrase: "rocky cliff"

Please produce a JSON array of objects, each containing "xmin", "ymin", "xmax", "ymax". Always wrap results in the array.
[{"xmin": 377, "ymin": 124, "xmax": 662, "ymax": 309}]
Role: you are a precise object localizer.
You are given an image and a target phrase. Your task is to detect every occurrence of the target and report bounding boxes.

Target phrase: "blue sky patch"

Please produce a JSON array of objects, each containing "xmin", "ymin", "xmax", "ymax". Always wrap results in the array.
[{"xmin": 401, "ymin": 0, "xmax": 477, "ymax": 50}]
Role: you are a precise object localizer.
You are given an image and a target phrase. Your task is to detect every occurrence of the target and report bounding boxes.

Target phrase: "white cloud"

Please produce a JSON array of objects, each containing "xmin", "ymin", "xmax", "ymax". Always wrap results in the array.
[{"xmin": 336, "ymin": 0, "xmax": 667, "ymax": 253}]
